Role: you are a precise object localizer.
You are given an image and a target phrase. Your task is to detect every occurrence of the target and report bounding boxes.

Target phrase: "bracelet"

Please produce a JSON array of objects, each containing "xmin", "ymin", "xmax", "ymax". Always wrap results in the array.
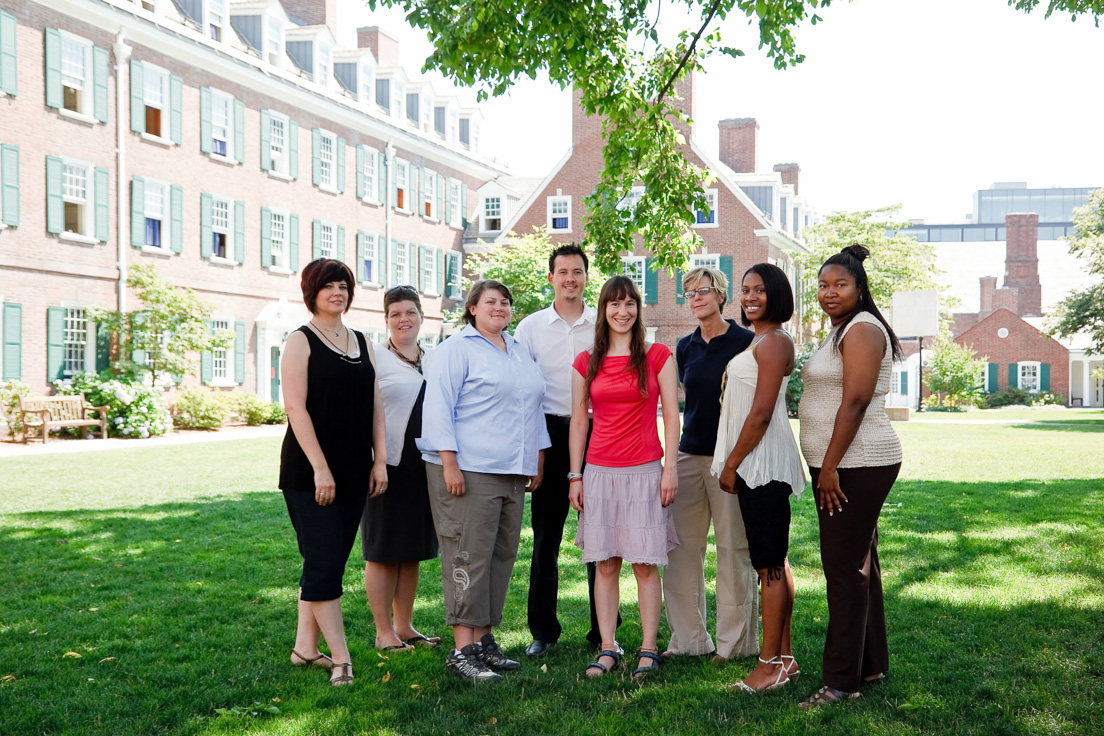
[
  {"xmin": 566, "ymin": 472, "xmax": 583, "ymax": 480},
  {"xmin": 569, "ymin": 477, "xmax": 584, "ymax": 484}
]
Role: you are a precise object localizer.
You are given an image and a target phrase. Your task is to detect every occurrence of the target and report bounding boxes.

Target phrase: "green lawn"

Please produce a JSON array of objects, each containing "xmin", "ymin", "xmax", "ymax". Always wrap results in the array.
[{"xmin": 1, "ymin": 421, "xmax": 1102, "ymax": 735}]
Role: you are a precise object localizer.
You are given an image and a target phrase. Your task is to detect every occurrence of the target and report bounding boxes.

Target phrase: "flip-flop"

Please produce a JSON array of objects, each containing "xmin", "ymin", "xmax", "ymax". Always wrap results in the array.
[
  {"xmin": 404, "ymin": 635, "xmax": 441, "ymax": 648},
  {"xmin": 378, "ymin": 643, "xmax": 415, "ymax": 652}
]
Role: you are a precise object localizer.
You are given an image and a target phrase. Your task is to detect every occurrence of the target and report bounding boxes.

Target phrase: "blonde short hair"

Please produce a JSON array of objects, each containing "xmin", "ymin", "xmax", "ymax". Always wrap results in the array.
[{"xmin": 682, "ymin": 265, "xmax": 728, "ymax": 310}]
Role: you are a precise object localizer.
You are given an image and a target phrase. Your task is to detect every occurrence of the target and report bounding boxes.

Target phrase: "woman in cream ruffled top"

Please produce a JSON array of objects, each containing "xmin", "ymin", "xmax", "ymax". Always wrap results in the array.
[{"xmin": 711, "ymin": 263, "xmax": 806, "ymax": 695}]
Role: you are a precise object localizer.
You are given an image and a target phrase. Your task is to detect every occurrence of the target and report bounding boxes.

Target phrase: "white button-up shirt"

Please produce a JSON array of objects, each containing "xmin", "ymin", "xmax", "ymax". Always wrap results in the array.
[{"xmin": 513, "ymin": 303, "xmax": 597, "ymax": 417}]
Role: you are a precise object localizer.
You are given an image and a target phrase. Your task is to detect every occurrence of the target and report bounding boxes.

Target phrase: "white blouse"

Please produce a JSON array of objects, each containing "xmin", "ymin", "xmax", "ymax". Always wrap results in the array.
[{"xmin": 376, "ymin": 345, "xmax": 431, "ymax": 467}]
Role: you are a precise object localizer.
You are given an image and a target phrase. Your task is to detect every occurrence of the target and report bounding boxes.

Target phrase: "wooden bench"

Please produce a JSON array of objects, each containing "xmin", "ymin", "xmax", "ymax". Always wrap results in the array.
[{"xmin": 18, "ymin": 394, "xmax": 109, "ymax": 444}]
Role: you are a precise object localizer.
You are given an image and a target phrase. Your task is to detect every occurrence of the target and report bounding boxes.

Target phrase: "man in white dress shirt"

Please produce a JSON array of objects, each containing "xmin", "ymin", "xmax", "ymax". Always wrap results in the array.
[{"xmin": 514, "ymin": 244, "xmax": 618, "ymax": 656}]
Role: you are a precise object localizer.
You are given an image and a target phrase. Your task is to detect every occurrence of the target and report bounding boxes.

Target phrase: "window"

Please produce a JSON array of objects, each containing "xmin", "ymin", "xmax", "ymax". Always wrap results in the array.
[
  {"xmin": 143, "ymin": 179, "xmax": 167, "ymax": 248},
  {"xmin": 208, "ymin": 0, "xmax": 225, "ymax": 42},
  {"xmin": 318, "ymin": 222, "xmax": 334, "ymax": 258},
  {"xmin": 483, "ymin": 196, "xmax": 501, "ymax": 231},
  {"xmin": 319, "ymin": 131, "xmax": 335, "ymax": 189},
  {"xmin": 407, "ymin": 93, "xmax": 420, "ymax": 126},
  {"xmin": 63, "ymin": 307, "xmax": 91, "ymax": 376},
  {"xmin": 695, "ymin": 188, "xmax": 718, "ymax": 226},
  {"xmin": 1020, "ymin": 362, "xmax": 1040, "ymax": 393},
  {"xmin": 418, "ymin": 335, "xmax": 439, "ymax": 350},
  {"xmin": 211, "ymin": 91, "xmax": 231, "ymax": 158},
  {"xmin": 270, "ymin": 210, "xmax": 287, "ymax": 268},
  {"xmin": 448, "ymin": 111, "xmax": 458, "ymax": 142},
  {"xmin": 392, "ymin": 83, "xmax": 404, "ymax": 120},
  {"xmin": 360, "ymin": 62, "xmax": 373, "ymax": 104},
  {"xmin": 460, "ymin": 118, "xmax": 470, "ymax": 147},
  {"xmin": 362, "ymin": 232, "xmax": 377, "ymax": 283},
  {"xmin": 779, "ymin": 196, "xmax": 788, "ymax": 229},
  {"xmin": 361, "ymin": 146, "xmax": 377, "ymax": 201},
  {"xmin": 423, "ymin": 169, "xmax": 436, "ymax": 218},
  {"xmin": 689, "ymin": 253, "xmax": 719, "ymax": 269},
  {"xmin": 447, "ymin": 250, "xmax": 463, "ymax": 299},
  {"xmin": 62, "ymin": 161, "xmax": 91, "ymax": 237},
  {"xmin": 266, "ymin": 16, "xmax": 283, "ymax": 67},
  {"xmin": 548, "ymin": 195, "xmax": 571, "ymax": 232},
  {"xmin": 375, "ymin": 78, "xmax": 390, "ymax": 111},
  {"xmin": 211, "ymin": 196, "xmax": 231, "ymax": 259},
  {"xmin": 422, "ymin": 246, "xmax": 437, "ymax": 293},
  {"xmin": 449, "ymin": 180, "xmax": 462, "ymax": 228},
  {"xmin": 315, "ymin": 43, "xmax": 331, "ymax": 88},
  {"xmin": 394, "ymin": 241, "xmax": 408, "ymax": 285},
  {"xmin": 269, "ymin": 112, "xmax": 288, "ymax": 175},
  {"xmin": 617, "ymin": 186, "xmax": 645, "ymax": 212},
  {"xmin": 434, "ymin": 106, "xmax": 446, "ymax": 137},
  {"xmin": 143, "ymin": 63, "xmax": 168, "ymax": 138},
  {"xmin": 622, "ymin": 256, "xmax": 646, "ymax": 297},
  {"xmin": 61, "ymin": 34, "xmax": 91, "ymax": 117},
  {"xmin": 212, "ymin": 318, "xmax": 230, "ymax": 381},
  {"xmin": 395, "ymin": 159, "xmax": 409, "ymax": 210}
]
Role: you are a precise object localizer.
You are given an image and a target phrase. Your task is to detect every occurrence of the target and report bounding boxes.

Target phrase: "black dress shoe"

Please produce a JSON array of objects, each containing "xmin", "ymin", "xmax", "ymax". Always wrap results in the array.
[{"xmin": 526, "ymin": 640, "xmax": 553, "ymax": 657}]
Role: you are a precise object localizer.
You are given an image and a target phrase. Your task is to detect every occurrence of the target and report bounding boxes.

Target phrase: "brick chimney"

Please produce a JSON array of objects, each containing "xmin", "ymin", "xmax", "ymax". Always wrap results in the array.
[
  {"xmin": 979, "ymin": 275, "xmax": 997, "ymax": 314},
  {"xmin": 773, "ymin": 163, "xmax": 800, "ymax": 195},
  {"xmin": 1004, "ymin": 212, "xmax": 1042, "ymax": 317},
  {"xmin": 571, "ymin": 86, "xmax": 604, "ymax": 149},
  {"xmin": 991, "ymin": 287, "xmax": 1019, "ymax": 314},
  {"xmin": 357, "ymin": 26, "xmax": 399, "ymax": 67},
  {"xmin": 718, "ymin": 118, "xmax": 758, "ymax": 173},
  {"xmin": 283, "ymin": 0, "xmax": 337, "ymax": 38}
]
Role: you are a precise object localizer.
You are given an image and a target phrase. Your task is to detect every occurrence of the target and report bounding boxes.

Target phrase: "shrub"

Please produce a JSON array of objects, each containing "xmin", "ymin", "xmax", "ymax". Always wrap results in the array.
[
  {"xmin": 54, "ymin": 372, "xmax": 173, "ymax": 439},
  {"xmin": 171, "ymin": 387, "xmax": 231, "ymax": 429},
  {"xmin": 263, "ymin": 402, "xmax": 287, "ymax": 425},
  {"xmin": 985, "ymin": 387, "xmax": 1034, "ymax": 408},
  {"xmin": 921, "ymin": 395, "xmax": 966, "ymax": 411},
  {"xmin": 0, "ymin": 380, "xmax": 33, "ymax": 437},
  {"xmin": 227, "ymin": 391, "xmax": 271, "ymax": 426},
  {"xmin": 786, "ymin": 344, "xmax": 815, "ymax": 416},
  {"xmin": 1031, "ymin": 392, "xmax": 1066, "ymax": 407}
]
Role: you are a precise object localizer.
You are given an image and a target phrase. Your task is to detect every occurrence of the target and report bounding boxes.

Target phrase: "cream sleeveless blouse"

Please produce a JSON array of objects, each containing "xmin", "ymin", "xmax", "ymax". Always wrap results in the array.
[
  {"xmin": 798, "ymin": 311, "xmax": 902, "ymax": 468},
  {"xmin": 710, "ymin": 331, "xmax": 806, "ymax": 498}
]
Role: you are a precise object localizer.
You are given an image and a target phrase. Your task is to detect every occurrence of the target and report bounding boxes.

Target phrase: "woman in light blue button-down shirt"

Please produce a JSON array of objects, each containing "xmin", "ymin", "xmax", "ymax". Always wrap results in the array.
[{"xmin": 417, "ymin": 279, "xmax": 551, "ymax": 681}]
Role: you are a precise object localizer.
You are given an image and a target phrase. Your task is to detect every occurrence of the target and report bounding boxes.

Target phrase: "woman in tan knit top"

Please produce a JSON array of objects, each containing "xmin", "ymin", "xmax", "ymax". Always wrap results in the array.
[{"xmin": 797, "ymin": 244, "xmax": 903, "ymax": 710}]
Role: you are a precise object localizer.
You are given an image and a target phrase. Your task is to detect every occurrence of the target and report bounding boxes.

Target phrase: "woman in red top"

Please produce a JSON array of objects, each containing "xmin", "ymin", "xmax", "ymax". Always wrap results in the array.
[{"xmin": 569, "ymin": 275, "xmax": 680, "ymax": 680}]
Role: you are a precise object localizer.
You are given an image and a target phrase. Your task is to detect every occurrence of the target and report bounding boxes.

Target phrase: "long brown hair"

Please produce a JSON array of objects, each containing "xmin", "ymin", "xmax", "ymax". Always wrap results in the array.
[{"xmin": 585, "ymin": 275, "xmax": 648, "ymax": 402}]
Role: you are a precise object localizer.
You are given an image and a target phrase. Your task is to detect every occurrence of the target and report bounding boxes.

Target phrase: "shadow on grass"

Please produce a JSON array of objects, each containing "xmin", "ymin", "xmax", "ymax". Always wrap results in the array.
[
  {"xmin": 0, "ymin": 477, "xmax": 1101, "ymax": 736},
  {"xmin": 1009, "ymin": 420, "xmax": 1104, "ymax": 433}
]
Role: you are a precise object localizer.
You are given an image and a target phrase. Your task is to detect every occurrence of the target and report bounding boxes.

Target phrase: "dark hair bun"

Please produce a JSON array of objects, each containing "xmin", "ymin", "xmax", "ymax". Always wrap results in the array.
[{"xmin": 841, "ymin": 243, "xmax": 870, "ymax": 262}]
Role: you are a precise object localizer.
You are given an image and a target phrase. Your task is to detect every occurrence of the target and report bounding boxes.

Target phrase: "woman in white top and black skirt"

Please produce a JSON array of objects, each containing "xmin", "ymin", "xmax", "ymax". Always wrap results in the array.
[
  {"xmin": 797, "ymin": 244, "xmax": 903, "ymax": 709},
  {"xmin": 712, "ymin": 263, "xmax": 806, "ymax": 694}
]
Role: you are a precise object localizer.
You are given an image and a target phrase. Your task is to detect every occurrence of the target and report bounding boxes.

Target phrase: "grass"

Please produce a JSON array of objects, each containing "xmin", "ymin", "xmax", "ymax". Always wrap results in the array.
[{"xmin": 1, "ymin": 422, "xmax": 1102, "ymax": 735}]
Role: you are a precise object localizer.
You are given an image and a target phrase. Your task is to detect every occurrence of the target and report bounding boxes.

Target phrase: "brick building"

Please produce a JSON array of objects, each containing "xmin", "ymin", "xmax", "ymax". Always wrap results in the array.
[
  {"xmin": 469, "ymin": 75, "xmax": 814, "ymax": 352},
  {"xmin": 0, "ymin": 0, "xmax": 503, "ymax": 398}
]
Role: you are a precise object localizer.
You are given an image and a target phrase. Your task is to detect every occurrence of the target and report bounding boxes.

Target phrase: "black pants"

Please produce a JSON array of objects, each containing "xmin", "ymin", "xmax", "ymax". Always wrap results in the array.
[
  {"xmin": 810, "ymin": 463, "xmax": 901, "ymax": 693},
  {"xmin": 283, "ymin": 486, "xmax": 368, "ymax": 601},
  {"xmin": 527, "ymin": 415, "xmax": 618, "ymax": 646}
]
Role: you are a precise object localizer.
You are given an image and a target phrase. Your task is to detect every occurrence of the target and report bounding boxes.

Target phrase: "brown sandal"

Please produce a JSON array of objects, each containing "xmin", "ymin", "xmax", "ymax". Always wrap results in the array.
[
  {"xmin": 330, "ymin": 662, "xmax": 353, "ymax": 686},
  {"xmin": 290, "ymin": 649, "xmax": 334, "ymax": 669},
  {"xmin": 798, "ymin": 685, "xmax": 860, "ymax": 710}
]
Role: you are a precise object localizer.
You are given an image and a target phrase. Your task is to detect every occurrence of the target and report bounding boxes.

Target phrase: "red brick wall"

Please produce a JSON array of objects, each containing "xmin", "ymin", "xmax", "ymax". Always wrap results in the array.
[
  {"xmin": 717, "ymin": 118, "xmax": 758, "ymax": 173},
  {"xmin": 955, "ymin": 308, "xmax": 1068, "ymax": 400},
  {"xmin": 1003, "ymin": 212, "xmax": 1041, "ymax": 317},
  {"xmin": 773, "ymin": 163, "xmax": 800, "ymax": 194},
  {"xmin": 281, "ymin": 0, "xmax": 338, "ymax": 38}
]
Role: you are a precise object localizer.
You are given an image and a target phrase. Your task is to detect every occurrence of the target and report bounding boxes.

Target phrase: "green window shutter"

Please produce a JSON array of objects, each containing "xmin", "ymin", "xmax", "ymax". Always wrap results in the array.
[
  {"xmin": 312, "ymin": 219, "xmax": 321, "ymax": 260},
  {"xmin": 288, "ymin": 214, "xmax": 299, "ymax": 271},
  {"xmin": 170, "ymin": 185, "xmax": 183, "ymax": 254},
  {"xmin": 719, "ymin": 255, "xmax": 734, "ymax": 302},
  {"xmin": 288, "ymin": 120, "xmax": 299, "ymax": 180},
  {"xmin": 900, "ymin": 371, "xmax": 908, "ymax": 395},
  {"xmin": 199, "ymin": 87, "xmax": 212, "ymax": 154},
  {"xmin": 169, "ymin": 75, "xmax": 183, "ymax": 145},
  {"xmin": 234, "ymin": 200, "xmax": 245, "ymax": 264},
  {"xmin": 129, "ymin": 59, "xmax": 144, "ymax": 134},
  {"xmin": 417, "ymin": 245, "xmax": 427, "ymax": 292},
  {"xmin": 233, "ymin": 98, "xmax": 245, "ymax": 164},
  {"xmin": 94, "ymin": 167, "xmax": 109, "ymax": 242},
  {"xmin": 93, "ymin": 46, "xmax": 109, "ymax": 124},
  {"xmin": 1008, "ymin": 363, "xmax": 1018, "ymax": 389},
  {"xmin": 987, "ymin": 362, "xmax": 998, "ymax": 392},
  {"xmin": 44, "ymin": 28, "xmax": 62, "ymax": 109},
  {"xmin": 675, "ymin": 269, "xmax": 685, "ymax": 304},
  {"xmin": 336, "ymin": 225, "xmax": 345, "ymax": 264},
  {"xmin": 437, "ymin": 174, "xmax": 445, "ymax": 220},
  {"xmin": 356, "ymin": 230, "xmax": 365, "ymax": 281},
  {"xmin": 2, "ymin": 302, "xmax": 21, "ymax": 381},
  {"xmin": 0, "ymin": 144, "xmax": 18, "ymax": 227},
  {"xmin": 95, "ymin": 322, "xmax": 110, "ymax": 372},
  {"xmin": 437, "ymin": 248, "xmax": 446, "ymax": 295},
  {"xmin": 0, "ymin": 10, "xmax": 17, "ymax": 97},
  {"xmin": 46, "ymin": 155, "xmax": 64, "ymax": 234},
  {"xmin": 644, "ymin": 258, "xmax": 658, "ymax": 305},
  {"xmin": 260, "ymin": 110, "xmax": 272, "ymax": 171},
  {"xmin": 311, "ymin": 128, "xmax": 321, "ymax": 186},
  {"xmin": 200, "ymin": 193, "xmax": 213, "ymax": 258},
  {"xmin": 130, "ymin": 176, "xmax": 145, "ymax": 247},
  {"xmin": 336, "ymin": 137, "xmax": 346, "ymax": 193},
  {"xmin": 376, "ymin": 151, "xmax": 386, "ymax": 202},
  {"xmin": 47, "ymin": 306, "xmax": 65, "ymax": 381},
  {"xmin": 234, "ymin": 322, "xmax": 246, "ymax": 384},
  {"xmin": 1040, "ymin": 363, "xmax": 1050, "ymax": 392},
  {"xmin": 261, "ymin": 207, "xmax": 272, "ymax": 268},
  {"xmin": 355, "ymin": 145, "xmax": 365, "ymax": 199}
]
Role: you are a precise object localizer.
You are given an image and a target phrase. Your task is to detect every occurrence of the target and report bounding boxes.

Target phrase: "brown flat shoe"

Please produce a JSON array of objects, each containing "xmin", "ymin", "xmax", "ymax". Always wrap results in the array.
[
  {"xmin": 330, "ymin": 662, "xmax": 353, "ymax": 686},
  {"xmin": 290, "ymin": 649, "xmax": 334, "ymax": 669}
]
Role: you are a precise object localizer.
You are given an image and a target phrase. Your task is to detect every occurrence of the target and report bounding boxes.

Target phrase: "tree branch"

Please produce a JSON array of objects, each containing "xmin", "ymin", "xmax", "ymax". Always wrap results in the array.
[{"xmin": 654, "ymin": 0, "xmax": 726, "ymax": 105}]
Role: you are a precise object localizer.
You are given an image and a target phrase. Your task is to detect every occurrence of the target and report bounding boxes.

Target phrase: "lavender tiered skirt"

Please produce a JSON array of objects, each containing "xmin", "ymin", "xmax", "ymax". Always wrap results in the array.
[{"xmin": 574, "ymin": 460, "xmax": 680, "ymax": 565}]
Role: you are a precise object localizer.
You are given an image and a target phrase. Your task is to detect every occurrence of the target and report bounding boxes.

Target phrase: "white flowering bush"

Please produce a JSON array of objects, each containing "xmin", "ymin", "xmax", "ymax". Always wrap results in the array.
[{"xmin": 54, "ymin": 372, "xmax": 173, "ymax": 439}]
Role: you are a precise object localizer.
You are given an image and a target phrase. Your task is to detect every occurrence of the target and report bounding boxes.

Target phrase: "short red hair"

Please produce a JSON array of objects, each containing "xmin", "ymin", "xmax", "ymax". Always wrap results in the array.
[{"xmin": 301, "ymin": 258, "xmax": 356, "ymax": 314}]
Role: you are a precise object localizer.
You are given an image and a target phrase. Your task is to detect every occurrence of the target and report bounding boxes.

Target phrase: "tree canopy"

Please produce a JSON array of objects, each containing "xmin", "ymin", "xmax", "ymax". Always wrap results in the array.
[{"xmin": 1049, "ymin": 188, "xmax": 1104, "ymax": 355}]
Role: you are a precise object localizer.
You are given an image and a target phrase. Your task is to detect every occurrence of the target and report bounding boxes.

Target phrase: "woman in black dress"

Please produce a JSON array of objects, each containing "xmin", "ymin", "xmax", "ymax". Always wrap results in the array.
[
  {"xmin": 361, "ymin": 286, "xmax": 440, "ymax": 651},
  {"xmin": 279, "ymin": 258, "xmax": 388, "ymax": 687}
]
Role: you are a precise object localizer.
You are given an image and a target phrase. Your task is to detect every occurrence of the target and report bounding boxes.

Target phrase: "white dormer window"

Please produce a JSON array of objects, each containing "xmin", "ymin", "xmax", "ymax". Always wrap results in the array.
[
  {"xmin": 694, "ymin": 189, "xmax": 718, "ymax": 227},
  {"xmin": 375, "ymin": 78, "xmax": 390, "ymax": 112},
  {"xmin": 689, "ymin": 252, "xmax": 719, "ymax": 269},
  {"xmin": 392, "ymin": 83, "xmax": 404, "ymax": 120},
  {"xmin": 448, "ymin": 110, "xmax": 459, "ymax": 143},
  {"xmin": 208, "ymin": 0, "xmax": 225, "ymax": 42},
  {"xmin": 548, "ymin": 195, "xmax": 571, "ymax": 232},
  {"xmin": 360, "ymin": 62, "xmax": 373, "ymax": 104},
  {"xmin": 483, "ymin": 197, "xmax": 501, "ymax": 231},
  {"xmin": 316, "ymin": 43, "xmax": 331, "ymax": 88},
  {"xmin": 266, "ymin": 16, "xmax": 283, "ymax": 67}
]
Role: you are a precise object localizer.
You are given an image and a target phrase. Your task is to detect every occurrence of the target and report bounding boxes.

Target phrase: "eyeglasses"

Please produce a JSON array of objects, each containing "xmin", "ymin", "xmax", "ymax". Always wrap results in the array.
[
  {"xmin": 386, "ymin": 285, "xmax": 418, "ymax": 296},
  {"xmin": 681, "ymin": 286, "xmax": 719, "ymax": 300}
]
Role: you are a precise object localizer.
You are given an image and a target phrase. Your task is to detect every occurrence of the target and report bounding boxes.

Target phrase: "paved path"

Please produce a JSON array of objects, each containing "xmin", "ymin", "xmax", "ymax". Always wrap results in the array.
[{"xmin": 0, "ymin": 424, "xmax": 285, "ymax": 459}]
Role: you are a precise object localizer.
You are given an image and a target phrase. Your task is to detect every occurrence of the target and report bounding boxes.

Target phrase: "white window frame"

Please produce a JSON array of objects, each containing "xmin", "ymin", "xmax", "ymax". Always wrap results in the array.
[
  {"xmin": 59, "ymin": 31, "xmax": 94, "ymax": 122},
  {"xmin": 318, "ymin": 220, "xmax": 335, "ymax": 259},
  {"xmin": 270, "ymin": 208, "xmax": 289, "ymax": 270},
  {"xmin": 694, "ymin": 188, "xmax": 718, "ymax": 228},
  {"xmin": 360, "ymin": 62, "xmax": 373, "ymax": 105},
  {"xmin": 422, "ymin": 169, "xmax": 437, "ymax": 220},
  {"xmin": 59, "ymin": 304, "xmax": 95, "ymax": 378},
  {"xmin": 60, "ymin": 157, "xmax": 96, "ymax": 242},
  {"xmin": 362, "ymin": 232, "xmax": 379, "ymax": 285},
  {"xmin": 1019, "ymin": 361, "xmax": 1041, "ymax": 393},
  {"xmin": 394, "ymin": 239, "xmax": 409, "ymax": 285},
  {"xmin": 141, "ymin": 62, "xmax": 171, "ymax": 142},
  {"xmin": 142, "ymin": 177, "xmax": 170, "ymax": 253},
  {"xmin": 983, "ymin": 362, "xmax": 993, "ymax": 393},
  {"xmin": 394, "ymin": 159, "xmax": 410, "ymax": 211},
  {"xmin": 448, "ymin": 179, "xmax": 462, "ymax": 229},
  {"xmin": 210, "ymin": 194, "xmax": 234, "ymax": 262},
  {"xmin": 315, "ymin": 42, "xmax": 332, "ymax": 89},
  {"xmin": 207, "ymin": 0, "xmax": 226, "ymax": 43},
  {"xmin": 361, "ymin": 145, "xmax": 378, "ymax": 203},
  {"xmin": 391, "ymin": 81, "xmax": 405, "ymax": 120},
  {"xmin": 689, "ymin": 252, "xmax": 719, "ymax": 270},
  {"xmin": 422, "ymin": 245, "xmax": 438, "ymax": 296},
  {"xmin": 617, "ymin": 185, "xmax": 645, "ymax": 212},
  {"xmin": 269, "ymin": 111, "xmax": 290, "ymax": 177},
  {"xmin": 482, "ymin": 196, "xmax": 502, "ymax": 231},
  {"xmin": 418, "ymin": 335, "xmax": 439, "ymax": 350},
  {"xmin": 547, "ymin": 195, "xmax": 571, "ymax": 233},
  {"xmin": 622, "ymin": 256, "xmax": 646, "ymax": 298},
  {"xmin": 210, "ymin": 89, "xmax": 234, "ymax": 162},
  {"xmin": 209, "ymin": 315, "xmax": 235, "ymax": 386},
  {"xmin": 448, "ymin": 110, "xmax": 459, "ymax": 143},
  {"xmin": 265, "ymin": 14, "xmax": 284, "ymax": 68},
  {"xmin": 318, "ymin": 130, "xmax": 337, "ymax": 192}
]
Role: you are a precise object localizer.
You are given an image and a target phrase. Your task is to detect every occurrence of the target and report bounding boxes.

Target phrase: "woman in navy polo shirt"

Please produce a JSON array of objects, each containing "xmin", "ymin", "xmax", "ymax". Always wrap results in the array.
[{"xmin": 661, "ymin": 265, "xmax": 759, "ymax": 662}]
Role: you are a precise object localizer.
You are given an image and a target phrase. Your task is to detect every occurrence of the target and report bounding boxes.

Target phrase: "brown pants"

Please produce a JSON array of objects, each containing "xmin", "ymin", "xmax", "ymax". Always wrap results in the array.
[{"xmin": 810, "ymin": 463, "xmax": 901, "ymax": 693}]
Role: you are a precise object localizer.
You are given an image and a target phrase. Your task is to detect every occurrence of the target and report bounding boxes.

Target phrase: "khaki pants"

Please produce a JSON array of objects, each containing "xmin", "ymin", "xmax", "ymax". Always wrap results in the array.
[
  {"xmin": 662, "ymin": 452, "xmax": 759, "ymax": 658},
  {"xmin": 426, "ymin": 463, "xmax": 526, "ymax": 628}
]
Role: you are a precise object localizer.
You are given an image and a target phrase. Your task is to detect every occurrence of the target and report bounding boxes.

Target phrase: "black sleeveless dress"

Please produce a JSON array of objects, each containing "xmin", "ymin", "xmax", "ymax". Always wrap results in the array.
[{"xmin": 278, "ymin": 326, "xmax": 375, "ymax": 602}]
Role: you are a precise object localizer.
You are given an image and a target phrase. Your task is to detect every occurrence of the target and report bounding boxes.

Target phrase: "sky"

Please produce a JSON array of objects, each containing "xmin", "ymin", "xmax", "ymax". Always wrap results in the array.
[{"xmin": 337, "ymin": 0, "xmax": 1104, "ymax": 225}]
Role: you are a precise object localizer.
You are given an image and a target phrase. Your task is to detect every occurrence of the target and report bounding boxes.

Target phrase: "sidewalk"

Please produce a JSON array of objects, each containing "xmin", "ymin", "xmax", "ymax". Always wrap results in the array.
[{"xmin": 0, "ymin": 424, "xmax": 285, "ymax": 459}]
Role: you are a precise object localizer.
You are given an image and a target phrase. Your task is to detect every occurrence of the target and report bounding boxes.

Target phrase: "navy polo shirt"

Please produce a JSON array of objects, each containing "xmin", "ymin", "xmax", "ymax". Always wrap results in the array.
[{"xmin": 677, "ymin": 319, "xmax": 755, "ymax": 455}]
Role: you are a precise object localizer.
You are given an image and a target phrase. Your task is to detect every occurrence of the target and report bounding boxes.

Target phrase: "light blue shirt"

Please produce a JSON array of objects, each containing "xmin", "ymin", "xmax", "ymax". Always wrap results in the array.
[{"xmin": 417, "ymin": 324, "xmax": 551, "ymax": 475}]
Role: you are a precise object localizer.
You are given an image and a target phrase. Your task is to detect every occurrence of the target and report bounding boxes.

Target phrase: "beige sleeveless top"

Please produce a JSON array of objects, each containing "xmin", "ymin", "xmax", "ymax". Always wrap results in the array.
[{"xmin": 798, "ymin": 312, "xmax": 902, "ymax": 468}]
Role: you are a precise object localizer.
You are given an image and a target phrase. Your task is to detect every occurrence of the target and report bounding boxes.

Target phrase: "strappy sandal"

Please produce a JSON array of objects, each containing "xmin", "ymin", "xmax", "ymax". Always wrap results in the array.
[
  {"xmin": 404, "ymin": 634, "xmax": 441, "ymax": 648},
  {"xmin": 290, "ymin": 649, "xmax": 334, "ymax": 669},
  {"xmin": 781, "ymin": 654, "xmax": 801, "ymax": 678},
  {"xmin": 631, "ymin": 649, "xmax": 662, "ymax": 681},
  {"xmin": 862, "ymin": 672, "xmax": 886, "ymax": 685},
  {"xmin": 728, "ymin": 656, "xmax": 790, "ymax": 693},
  {"xmin": 798, "ymin": 685, "xmax": 860, "ymax": 710},
  {"xmin": 585, "ymin": 644, "xmax": 624, "ymax": 678},
  {"xmin": 330, "ymin": 662, "xmax": 354, "ymax": 687}
]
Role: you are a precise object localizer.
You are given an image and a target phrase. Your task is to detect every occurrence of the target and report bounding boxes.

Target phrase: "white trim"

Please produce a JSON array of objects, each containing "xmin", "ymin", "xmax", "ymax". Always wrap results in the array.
[
  {"xmin": 58, "ymin": 109, "xmax": 98, "ymax": 126},
  {"xmin": 693, "ymin": 188, "xmax": 719, "ymax": 229},
  {"xmin": 208, "ymin": 88, "xmax": 235, "ymax": 161},
  {"xmin": 1018, "ymin": 360, "xmax": 1042, "ymax": 393},
  {"xmin": 547, "ymin": 194, "xmax": 572, "ymax": 233},
  {"xmin": 268, "ymin": 206, "xmax": 291, "ymax": 270},
  {"xmin": 140, "ymin": 132, "xmax": 174, "ymax": 147},
  {"xmin": 209, "ymin": 313, "xmax": 236, "ymax": 386},
  {"xmin": 622, "ymin": 255, "xmax": 646, "ymax": 297},
  {"xmin": 58, "ymin": 30, "xmax": 94, "ymax": 119},
  {"xmin": 59, "ymin": 156, "xmax": 97, "ymax": 241},
  {"xmin": 267, "ymin": 109, "xmax": 291, "ymax": 177},
  {"xmin": 421, "ymin": 244, "xmax": 439, "ymax": 296},
  {"xmin": 141, "ymin": 176, "xmax": 171, "ymax": 252}
]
